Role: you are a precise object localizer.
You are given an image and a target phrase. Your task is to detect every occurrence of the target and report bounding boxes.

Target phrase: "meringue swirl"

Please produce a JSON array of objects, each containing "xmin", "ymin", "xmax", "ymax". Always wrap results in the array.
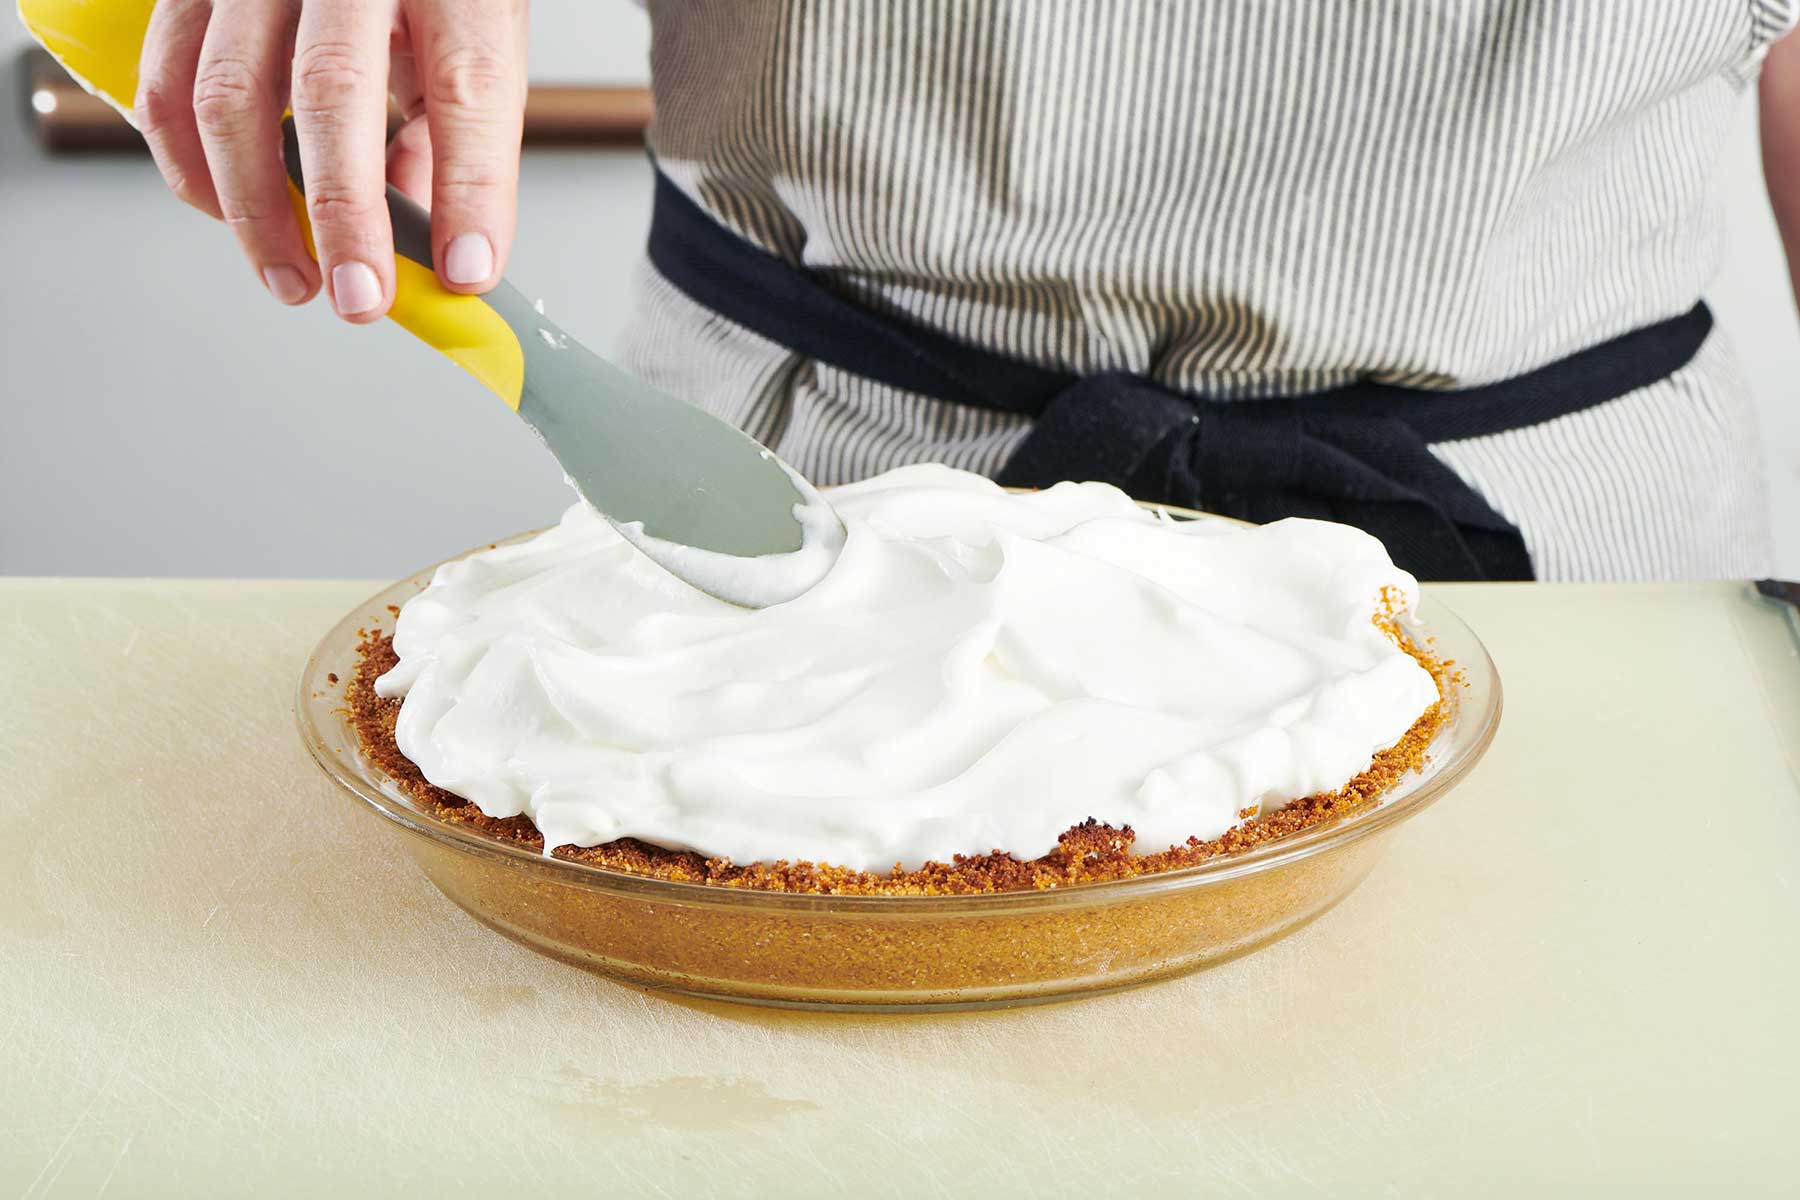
[{"xmin": 376, "ymin": 465, "xmax": 1439, "ymax": 870}]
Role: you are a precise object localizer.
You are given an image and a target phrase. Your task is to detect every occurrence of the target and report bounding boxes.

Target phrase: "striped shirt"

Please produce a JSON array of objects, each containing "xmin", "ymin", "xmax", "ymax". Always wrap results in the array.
[{"xmin": 620, "ymin": 0, "xmax": 1798, "ymax": 580}]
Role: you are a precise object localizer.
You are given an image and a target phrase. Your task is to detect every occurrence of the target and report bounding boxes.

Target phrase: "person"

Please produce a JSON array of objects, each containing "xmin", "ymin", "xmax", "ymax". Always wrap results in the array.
[{"xmin": 134, "ymin": 0, "xmax": 1800, "ymax": 580}]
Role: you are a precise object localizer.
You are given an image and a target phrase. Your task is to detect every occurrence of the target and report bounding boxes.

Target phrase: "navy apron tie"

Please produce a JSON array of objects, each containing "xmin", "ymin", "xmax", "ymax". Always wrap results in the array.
[
  {"xmin": 1000, "ymin": 373, "xmax": 1534, "ymax": 580},
  {"xmin": 647, "ymin": 168, "xmax": 1714, "ymax": 581}
]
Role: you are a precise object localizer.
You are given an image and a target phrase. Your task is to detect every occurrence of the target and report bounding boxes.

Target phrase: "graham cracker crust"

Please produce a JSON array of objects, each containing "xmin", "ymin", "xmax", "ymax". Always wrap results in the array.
[{"xmin": 345, "ymin": 598, "xmax": 1451, "ymax": 897}]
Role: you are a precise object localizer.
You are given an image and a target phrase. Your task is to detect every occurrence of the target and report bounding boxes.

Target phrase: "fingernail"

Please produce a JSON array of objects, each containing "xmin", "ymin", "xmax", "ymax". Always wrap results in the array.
[
  {"xmin": 262, "ymin": 265, "xmax": 308, "ymax": 305},
  {"xmin": 331, "ymin": 262, "xmax": 382, "ymax": 315},
  {"xmin": 444, "ymin": 233, "xmax": 494, "ymax": 285}
]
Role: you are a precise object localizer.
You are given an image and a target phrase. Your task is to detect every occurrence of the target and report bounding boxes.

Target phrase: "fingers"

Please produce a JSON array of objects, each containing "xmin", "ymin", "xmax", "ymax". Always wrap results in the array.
[
  {"xmin": 386, "ymin": 113, "xmax": 435, "ymax": 208},
  {"xmin": 193, "ymin": 0, "xmax": 320, "ymax": 305},
  {"xmin": 136, "ymin": 0, "xmax": 514, "ymax": 317},
  {"xmin": 407, "ymin": 0, "xmax": 527, "ymax": 293},
  {"xmin": 291, "ymin": 0, "xmax": 399, "ymax": 322},
  {"xmin": 136, "ymin": 0, "xmax": 220, "ymax": 219},
  {"xmin": 385, "ymin": 48, "xmax": 433, "ymax": 205}
]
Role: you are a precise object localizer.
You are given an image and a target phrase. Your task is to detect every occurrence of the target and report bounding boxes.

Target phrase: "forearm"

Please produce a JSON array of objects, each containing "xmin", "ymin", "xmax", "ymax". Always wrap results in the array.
[{"xmin": 1764, "ymin": 29, "xmax": 1800, "ymax": 311}]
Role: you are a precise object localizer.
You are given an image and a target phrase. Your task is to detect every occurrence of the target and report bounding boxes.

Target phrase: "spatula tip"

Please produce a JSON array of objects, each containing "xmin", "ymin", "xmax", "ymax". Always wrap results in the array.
[{"xmin": 614, "ymin": 473, "xmax": 847, "ymax": 608}]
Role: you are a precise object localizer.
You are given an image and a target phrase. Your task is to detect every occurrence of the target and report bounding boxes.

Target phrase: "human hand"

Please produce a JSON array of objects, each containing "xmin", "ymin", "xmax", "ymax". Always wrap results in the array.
[
  {"xmin": 1764, "ymin": 26, "xmax": 1800, "ymax": 313},
  {"xmin": 135, "ymin": 0, "xmax": 529, "ymax": 322}
]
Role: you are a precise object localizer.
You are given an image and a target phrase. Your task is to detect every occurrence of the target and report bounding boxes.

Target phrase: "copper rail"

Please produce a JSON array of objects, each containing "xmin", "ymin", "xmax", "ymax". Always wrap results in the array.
[{"xmin": 21, "ymin": 47, "xmax": 652, "ymax": 151}]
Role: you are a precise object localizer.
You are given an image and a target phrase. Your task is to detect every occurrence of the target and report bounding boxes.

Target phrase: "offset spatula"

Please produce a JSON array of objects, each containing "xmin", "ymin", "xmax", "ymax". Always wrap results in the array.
[{"xmin": 19, "ymin": 0, "xmax": 840, "ymax": 606}]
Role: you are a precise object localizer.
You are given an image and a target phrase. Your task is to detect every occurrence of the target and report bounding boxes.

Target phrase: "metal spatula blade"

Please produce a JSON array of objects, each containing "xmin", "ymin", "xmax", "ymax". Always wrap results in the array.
[{"xmin": 344, "ymin": 135, "xmax": 821, "ymax": 562}]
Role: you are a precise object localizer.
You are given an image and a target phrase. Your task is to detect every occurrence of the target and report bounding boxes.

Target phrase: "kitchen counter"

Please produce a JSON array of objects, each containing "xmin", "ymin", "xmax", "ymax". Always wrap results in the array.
[{"xmin": 3, "ymin": 578, "xmax": 1798, "ymax": 1196}]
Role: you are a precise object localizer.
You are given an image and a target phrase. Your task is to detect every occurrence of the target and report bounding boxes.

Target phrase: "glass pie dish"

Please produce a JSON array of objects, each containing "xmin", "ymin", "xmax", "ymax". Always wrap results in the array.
[{"xmin": 297, "ymin": 520, "xmax": 1501, "ymax": 1012}]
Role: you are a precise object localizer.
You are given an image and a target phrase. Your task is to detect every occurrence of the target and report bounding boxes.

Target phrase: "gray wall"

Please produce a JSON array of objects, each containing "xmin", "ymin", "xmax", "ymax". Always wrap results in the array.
[{"xmin": 3, "ymin": 2, "xmax": 1796, "ymax": 579}]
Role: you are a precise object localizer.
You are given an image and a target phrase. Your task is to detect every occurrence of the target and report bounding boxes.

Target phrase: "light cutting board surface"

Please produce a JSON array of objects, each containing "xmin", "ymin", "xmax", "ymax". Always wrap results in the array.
[{"xmin": 2, "ymin": 579, "xmax": 1797, "ymax": 1196}]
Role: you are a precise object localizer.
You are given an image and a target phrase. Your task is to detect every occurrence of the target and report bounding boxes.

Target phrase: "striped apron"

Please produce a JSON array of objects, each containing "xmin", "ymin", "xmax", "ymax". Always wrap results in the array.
[{"xmin": 620, "ymin": 0, "xmax": 1797, "ymax": 580}]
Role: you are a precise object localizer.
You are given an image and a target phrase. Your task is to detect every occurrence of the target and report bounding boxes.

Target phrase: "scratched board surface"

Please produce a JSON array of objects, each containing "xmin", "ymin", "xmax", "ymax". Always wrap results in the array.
[{"xmin": 2, "ymin": 578, "xmax": 1797, "ymax": 1196}]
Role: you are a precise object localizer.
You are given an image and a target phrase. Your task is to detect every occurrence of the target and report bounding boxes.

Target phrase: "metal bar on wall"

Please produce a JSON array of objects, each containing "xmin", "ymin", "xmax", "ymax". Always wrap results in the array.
[{"xmin": 21, "ymin": 47, "xmax": 652, "ymax": 152}]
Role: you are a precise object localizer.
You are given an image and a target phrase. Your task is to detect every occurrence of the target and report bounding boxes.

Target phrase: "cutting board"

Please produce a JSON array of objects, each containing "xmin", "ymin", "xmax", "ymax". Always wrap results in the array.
[{"xmin": 1, "ymin": 578, "xmax": 1797, "ymax": 1195}]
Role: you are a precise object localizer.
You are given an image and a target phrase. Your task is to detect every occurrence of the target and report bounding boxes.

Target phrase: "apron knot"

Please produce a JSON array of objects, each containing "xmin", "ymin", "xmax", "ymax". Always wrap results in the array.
[{"xmin": 998, "ymin": 375, "xmax": 1530, "ymax": 581}]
